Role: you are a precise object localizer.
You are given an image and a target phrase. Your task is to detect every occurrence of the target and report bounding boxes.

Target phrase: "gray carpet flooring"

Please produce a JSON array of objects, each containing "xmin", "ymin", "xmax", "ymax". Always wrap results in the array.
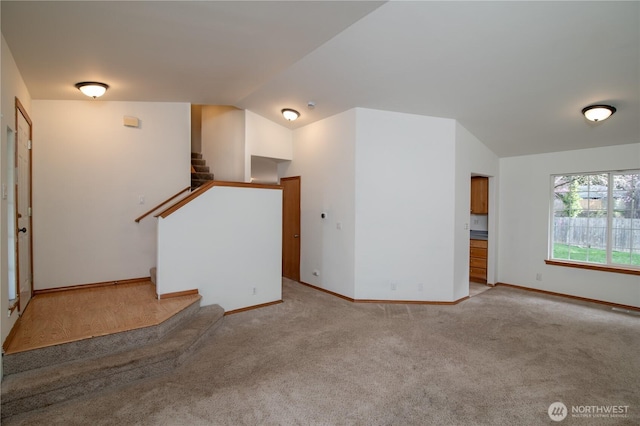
[{"xmin": 4, "ymin": 279, "xmax": 638, "ymax": 425}]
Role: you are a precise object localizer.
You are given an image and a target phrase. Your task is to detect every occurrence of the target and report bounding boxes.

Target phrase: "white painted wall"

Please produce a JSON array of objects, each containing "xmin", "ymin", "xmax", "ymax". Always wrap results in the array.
[
  {"xmin": 1, "ymin": 35, "xmax": 32, "ymax": 347},
  {"xmin": 499, "ymin": 143, "xmax": 640, "ymax": 307},
  {"xmin": 156, "ymin": 185, "xmax": 282, "ymax": 310},
  {"xmin": 251, "ymin": 156, "xmax": 279, "ymax": 184},
  {"xmin": 454, "ymin": 122, "xmax": 499, "ymax": 300},
  {"xmin": 31, "ymin": 101, "xmax": 190, "ymax": 289},
  {"xmin": 354, "ymin": 108, "xmax": 457, "ymax": 301},
  {"xmin": 280, "ymin": 110, "xmax": 357, "ymax": 298},
  {"xmin": 191, "ymin": 104, "xmax": 202, "ymax": 153},
  {"xmin": 281, "ymin": 108, "xmax": 493, "ymax": 303},
  {"xmin": 201, "ymin": 106, "xmax": 246, "ymax": 182},
  {"xmin": 245, "ymin": 110, "xmax": 293, "ymax": 183}
]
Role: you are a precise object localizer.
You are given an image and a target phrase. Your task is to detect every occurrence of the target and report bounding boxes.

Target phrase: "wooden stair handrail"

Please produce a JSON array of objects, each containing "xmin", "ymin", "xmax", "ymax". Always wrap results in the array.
[
  {"xmin": 156, "ymin": 181, "xmax": 283, "ymax": 220},
  {"xmin": 134, "ymin": 186, "xmax": 191, "ymax": 223}
]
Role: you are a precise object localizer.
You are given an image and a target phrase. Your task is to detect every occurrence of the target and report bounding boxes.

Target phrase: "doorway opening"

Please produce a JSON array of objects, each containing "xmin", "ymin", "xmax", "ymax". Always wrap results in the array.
[{"xmin": 469, "ymin": 174, "xmax": 492, "ymax": 297}]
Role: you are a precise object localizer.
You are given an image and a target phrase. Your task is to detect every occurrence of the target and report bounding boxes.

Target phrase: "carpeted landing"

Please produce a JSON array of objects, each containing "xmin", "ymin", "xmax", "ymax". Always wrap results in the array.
[{"xmin": 4, "ymin": 279, "xmax": 638, "ymax": 425}]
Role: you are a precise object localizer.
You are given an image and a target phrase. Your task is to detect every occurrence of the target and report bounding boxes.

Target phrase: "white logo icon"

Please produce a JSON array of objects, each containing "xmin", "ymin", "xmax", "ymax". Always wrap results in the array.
[{"xmin": 548, "ymin": 402, "xmax": 568, "ymax": 422}]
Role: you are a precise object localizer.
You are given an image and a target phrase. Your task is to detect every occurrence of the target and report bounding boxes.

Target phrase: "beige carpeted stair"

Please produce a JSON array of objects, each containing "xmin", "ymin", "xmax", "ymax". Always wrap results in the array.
[
  {"xmin": 1, "ymin": 301, "xmax": 224, "ymax": 420},
  {"xmin": 190, "ymin": 152, "xmax": 214, "ymax": 189}
]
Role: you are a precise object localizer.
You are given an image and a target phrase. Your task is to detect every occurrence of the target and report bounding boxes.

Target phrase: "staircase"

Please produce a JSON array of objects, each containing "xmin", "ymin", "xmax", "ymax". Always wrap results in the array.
[
  {"xmin": 191, "ymin": 152, "xmax": 214, "ymax": 189},
  {"xmin": 1, "ymin": 296, "xmax": 224, "ymax": 420}
]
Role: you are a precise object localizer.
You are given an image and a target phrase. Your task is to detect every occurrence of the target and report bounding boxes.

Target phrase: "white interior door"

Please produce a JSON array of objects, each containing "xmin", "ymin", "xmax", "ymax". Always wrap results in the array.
[{"xmin": 16, "ymin": 100, "xmax": 33, "ymax": 311}]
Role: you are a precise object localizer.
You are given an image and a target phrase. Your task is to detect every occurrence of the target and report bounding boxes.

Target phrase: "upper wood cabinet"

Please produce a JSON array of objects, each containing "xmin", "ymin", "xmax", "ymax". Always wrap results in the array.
[{"xmin": 470, "ymin": 177, "xmax": 488, "ymax": 214}]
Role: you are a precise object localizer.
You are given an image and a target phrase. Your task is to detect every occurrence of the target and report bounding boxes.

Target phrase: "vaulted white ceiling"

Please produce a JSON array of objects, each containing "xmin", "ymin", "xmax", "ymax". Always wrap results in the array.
[{"xmin": 2, "ymin": 1, "xmax": 638, "ymax": 157}]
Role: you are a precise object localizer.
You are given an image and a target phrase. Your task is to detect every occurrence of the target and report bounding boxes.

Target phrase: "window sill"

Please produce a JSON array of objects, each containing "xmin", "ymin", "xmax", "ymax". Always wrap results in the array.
[{"xmin": 545, "ymin": 259, "xmax": 640, "ymax": 276}]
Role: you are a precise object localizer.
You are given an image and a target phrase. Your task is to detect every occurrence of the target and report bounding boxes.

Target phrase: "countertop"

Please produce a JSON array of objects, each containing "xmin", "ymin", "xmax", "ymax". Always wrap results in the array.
[{"xmin": 470, "ymin": 230, "xmax": 488, "ymax": 240}]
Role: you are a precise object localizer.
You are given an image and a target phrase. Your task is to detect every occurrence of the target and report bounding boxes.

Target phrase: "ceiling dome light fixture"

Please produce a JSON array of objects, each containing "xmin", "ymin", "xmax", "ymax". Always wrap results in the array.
[
  {"xmin": 281, "ymin": 108, "xmax": 300, "ymax": 121},
  {"xmin": 75, "ymin": 81, "xmax": 109, "ymax": 99},
  {"xmin": 582, "ymin": 104, "xmax": 616, "ymax": 122}
]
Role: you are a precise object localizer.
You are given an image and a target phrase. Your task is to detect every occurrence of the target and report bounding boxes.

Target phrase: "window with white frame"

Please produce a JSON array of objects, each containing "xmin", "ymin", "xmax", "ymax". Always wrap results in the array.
[{"xmin": 551, "ymin": 170, "xmax": 640, "ymax": 268}]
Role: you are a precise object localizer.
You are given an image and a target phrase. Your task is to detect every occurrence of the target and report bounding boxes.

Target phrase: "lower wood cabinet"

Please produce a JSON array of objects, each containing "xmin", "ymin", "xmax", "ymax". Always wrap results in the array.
[{"xmin": 470, "ymin": 239, "xmax": 487, "ymax": 283}]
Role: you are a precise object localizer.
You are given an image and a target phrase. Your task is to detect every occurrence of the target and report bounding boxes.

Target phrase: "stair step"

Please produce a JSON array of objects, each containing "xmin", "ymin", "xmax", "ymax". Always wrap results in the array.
[
  {"xmin": 191, "ymin": 158, "xmax": 206, "ymax": 166},
  {"xmin": 191, "ymin": 179, "xmax": 213, "ymax": 189},
  {"xmin": 1, "ymin": 304, "xmax": 225, "ymax": 420},
  {"xmin": 2, "ymin": 297, "xmax": 202, "ymax": 376},
  {"xmin": 191, "ymin": 172, "xmax": 214, "ymax": 180},
  {"xmin": 191, "ymin": 152, "xmax": 203, "ymax": 159},
  {"xmin": 192, "ymin": 164, "xmax": 210, "ymax": 173}
]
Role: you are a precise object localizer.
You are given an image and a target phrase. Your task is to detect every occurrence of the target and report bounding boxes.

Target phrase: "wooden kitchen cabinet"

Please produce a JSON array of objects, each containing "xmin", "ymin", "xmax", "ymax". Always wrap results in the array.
[
  {"xmin": 470, "ymin": 176, "xmax": 488, "ymax": 214},
  {"xmin": 469, "ymin": 239, "xmax": 487, "ymax": 283}
]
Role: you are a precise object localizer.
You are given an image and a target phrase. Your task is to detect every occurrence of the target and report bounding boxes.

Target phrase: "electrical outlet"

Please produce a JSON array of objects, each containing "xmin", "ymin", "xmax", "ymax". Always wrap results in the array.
[
  {"xmin": 391, "ymin": 282, "xmax": 397, "ymax": 291},
  {"xmin": 536, "ymin": 273, "xmax": 542, "ymax": 281},
  {"xmin": 252, "ymin": 287, "xmax": 257, "ymax": 295}
]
